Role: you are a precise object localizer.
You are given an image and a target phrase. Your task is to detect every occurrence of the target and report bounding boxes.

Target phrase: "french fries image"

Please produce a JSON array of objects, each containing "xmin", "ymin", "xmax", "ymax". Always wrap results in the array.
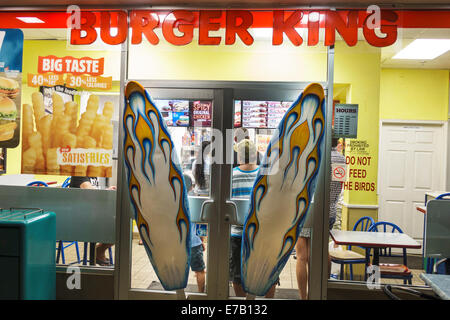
[
  {"xmin": 28, "ymin": 131, "xmax": 45, "ymax": 173},
  {"xmin": 60, "ymin": 133, "xmax": 77, "ymax": 175},
  {"xmin": 31, "ymin": 92, "xmax": 45, "ymax": 130},
  {"xmin": 38, "ymin": 114, "xmax": 52, "ymax": 157},
  {"xmin": 22, "ymin": 92, "xmax": 114, "ymax": 178},
  {"xmin": 46, "ymin": 148, "xmax": 59, "ymax": 175},
  {"xmin": 22, "ymin": 104, "xmax": 34, "ymax": 151},
  {"xmin": 22, "ymin": 148, "xmax": 36, "ymax": 173},
  {"xmin": 64, "ymin": 101, "xmax": 79, "ymax": 134}
]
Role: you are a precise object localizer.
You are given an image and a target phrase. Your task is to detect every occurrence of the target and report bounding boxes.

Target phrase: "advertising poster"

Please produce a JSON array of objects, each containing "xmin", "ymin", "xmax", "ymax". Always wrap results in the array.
[
  {"xmin": 234, "ymin": 100, "xmax": 241, "ymax": 128},
  {"xmin": 0, "ymin": 29, "xmax": 23, "ymax": 148},
  {"xmin": 21, "ymin": 91, "xmax": 115, "ymax": 177},
  {"xmin": 191, "ymin": 100, "xmax": 211, "ymax": 127},
  {"xmin": 256, "ymin": 134, "xmax": 271, "ymax": 154},
  {"xmin": 155, "ymin": 99, "xmax": 189, "ymax": 127},
  {"xmin": 242, "ymin": 101, "xmax": 267, "ymax": 128}
]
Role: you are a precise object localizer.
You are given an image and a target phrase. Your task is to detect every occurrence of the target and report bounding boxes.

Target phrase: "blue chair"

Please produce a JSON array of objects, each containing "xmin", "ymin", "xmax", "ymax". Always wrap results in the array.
[
  {"xmin": 54, "ymin": 179, "xmax": 81, "ymax": 265},
  {"xmin": 368, "ymin": 221, "xmax": 412, "ymax": 285},
  {"xmin": 27, "ymin": 181, "xmax": 49, "ymax": 187},
  {"xmin": 61, "ymin": 177, "xmax": 71, "ymax": 188},
  {"xmin": 330, "ymin": 216, "xmax": 375, "ymax": 280},
  {"xmin": 61, "ymin": 177, "xmax": 114, "ymax": 266}
]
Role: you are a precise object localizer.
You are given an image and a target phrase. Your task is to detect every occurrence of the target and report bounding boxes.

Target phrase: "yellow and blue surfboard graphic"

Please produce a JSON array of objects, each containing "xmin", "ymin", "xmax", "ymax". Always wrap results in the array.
[
  {"xmin": 241, "ymin": 83, "xmax": 326, "ymax": 296},
  {"xmin": 124, "ymin": 81, "xmax": 191, "ymax": 291}
]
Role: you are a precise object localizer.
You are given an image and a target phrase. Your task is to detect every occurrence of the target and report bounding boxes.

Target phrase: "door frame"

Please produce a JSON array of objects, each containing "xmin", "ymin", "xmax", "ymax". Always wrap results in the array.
[{"xmin": 115, "ymin": 48, "xmax": 335, "ymax": 300}]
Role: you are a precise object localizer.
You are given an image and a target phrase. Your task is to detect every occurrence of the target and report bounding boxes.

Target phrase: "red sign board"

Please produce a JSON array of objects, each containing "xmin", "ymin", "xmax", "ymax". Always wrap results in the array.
[
  {"xmin": 38, "ymin": 55, "xmax": 105, "ymax": 76},
  {"xmin": 70, "ymin": 10, "xmax": 400, "ymax": 48}
]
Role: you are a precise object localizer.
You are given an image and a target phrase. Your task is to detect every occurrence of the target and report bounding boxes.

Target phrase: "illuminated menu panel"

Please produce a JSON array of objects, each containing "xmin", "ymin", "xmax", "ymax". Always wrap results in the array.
[{"xmin": 242, "ymin": 101, "xmax": 268, "ymax": 128}]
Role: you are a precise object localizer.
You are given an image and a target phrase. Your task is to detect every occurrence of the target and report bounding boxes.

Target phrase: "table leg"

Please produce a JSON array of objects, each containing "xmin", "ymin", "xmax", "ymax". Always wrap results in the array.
[
  {"xmin": 373, "ymin": 248, "xmax": 380, "ymax": 266},
  {"xmin": 364, "ymin": 248, "xmax": 370, "ymax": 281},
  {"xmin": 89, "ymin": 242, "xmax": 96, "ymax": 266}
]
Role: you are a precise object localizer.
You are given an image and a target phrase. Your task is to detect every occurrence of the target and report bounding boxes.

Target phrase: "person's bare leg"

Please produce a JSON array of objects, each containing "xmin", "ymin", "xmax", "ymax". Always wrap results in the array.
[
  {"xmin": 264, "ymin": 283, "xmax": 277, "ymax": 298},
  {"xmin": 195, "ymin": 270, "xmax": 206, "ymax": 293},
  {"xmin": 96, "ymin": 243, "xmax": 113, "ymax": 261},
  {"xmin": 295, "ymin": 237, "xmax": 310, "ymax": 300},
  {"xmin": 232, "ymin": 282, "xmax": 247, "ymax": 297}
]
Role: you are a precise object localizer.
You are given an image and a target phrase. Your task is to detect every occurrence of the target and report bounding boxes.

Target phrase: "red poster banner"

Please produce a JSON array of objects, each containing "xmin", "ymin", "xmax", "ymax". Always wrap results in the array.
[{"xmin": 37, "ymin": 56, "xmax": 105, "ymax": 76}]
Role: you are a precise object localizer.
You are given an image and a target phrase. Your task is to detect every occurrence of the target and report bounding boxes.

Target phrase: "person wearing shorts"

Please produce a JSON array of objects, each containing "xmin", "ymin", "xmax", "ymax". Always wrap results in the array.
[
  {"xmin": 190, "ymin": 223, "xmax": 206, "ymax": 293},
  {"xmin": 229, "ymin": 139, "xmax": 277, "ymax": 298}
]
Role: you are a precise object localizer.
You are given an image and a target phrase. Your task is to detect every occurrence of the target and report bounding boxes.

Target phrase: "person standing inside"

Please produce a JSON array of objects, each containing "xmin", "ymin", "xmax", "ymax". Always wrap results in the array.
[
  {"xmin": 229, "ymin": 139, "xmax": 277, "ymax": 298},
  {"xmin": 190, "ymin": 224, "xmax": 207, "ymax": 293},
  {"xmin": 69, "ymin": 176, "xmax": 116, "ymax": 266},
  {"xmin": 295, "ymin": 137, "xmax": 345, "ymax": 299}
]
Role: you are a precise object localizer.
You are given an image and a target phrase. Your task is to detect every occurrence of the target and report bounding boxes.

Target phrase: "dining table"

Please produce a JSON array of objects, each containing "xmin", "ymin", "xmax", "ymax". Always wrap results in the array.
[{"xmin": 330, "ymin": 229, "xmax": 422, "ymax": 278}]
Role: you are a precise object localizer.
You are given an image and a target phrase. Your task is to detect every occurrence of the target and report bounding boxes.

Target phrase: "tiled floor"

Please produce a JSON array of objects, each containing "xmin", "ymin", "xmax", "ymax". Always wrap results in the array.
[{"xmin": 59, "ymin": 238, "xmax": 427, "ymax": 299}]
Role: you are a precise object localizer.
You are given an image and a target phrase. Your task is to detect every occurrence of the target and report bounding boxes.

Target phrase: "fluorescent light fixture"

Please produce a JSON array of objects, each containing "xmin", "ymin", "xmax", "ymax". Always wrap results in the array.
[
  {"xmin": 393, "ymin": 39, "xmax": 450, "ymax": 60},
  {"xmin": 16, "ymin": 17, "xmax": 45, "ymax": 24}
]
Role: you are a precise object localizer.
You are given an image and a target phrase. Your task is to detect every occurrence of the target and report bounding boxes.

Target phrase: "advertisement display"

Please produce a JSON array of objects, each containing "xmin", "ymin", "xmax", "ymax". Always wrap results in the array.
[
  {"xmin": 21, "ymin": 91, "xmax": 114, "ymax": 177},
  {"xmin": 191, "ymin": 100, "xmax": 211, "ymax": 127},
  {"xmin": 155, "ymin": 99, "xmax": 189, "ymax": 127},
  {"xmin": 234, "ymin": 100, "xmax": 241, "ymax": 128},
  {"xmin": 0, "ymin": 29, "xmax": 23, "ymax": 148}
]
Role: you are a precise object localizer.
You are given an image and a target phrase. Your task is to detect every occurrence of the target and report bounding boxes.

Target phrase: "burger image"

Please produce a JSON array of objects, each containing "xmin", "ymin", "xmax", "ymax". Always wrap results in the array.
[
  {"xmin": 0, "ymin": 97, "xmax": 17, "ymax": 141},
  {"xmin": 176, "ymin": 115, "xmax": 189, "ymax": 126},
  {"xmin": 0, "ymin": 77, "xmax": 20, "ymax": 99}
]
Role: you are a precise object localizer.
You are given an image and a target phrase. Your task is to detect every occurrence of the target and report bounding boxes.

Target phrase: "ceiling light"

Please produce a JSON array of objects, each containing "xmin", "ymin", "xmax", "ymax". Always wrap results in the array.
[
  {"xmin": 393, "ymin": 39, "xmax": 450, "ymax": 60},
  {"xmin": 16, "ymin": 17, "xmax": 45, "ymax": 24}
]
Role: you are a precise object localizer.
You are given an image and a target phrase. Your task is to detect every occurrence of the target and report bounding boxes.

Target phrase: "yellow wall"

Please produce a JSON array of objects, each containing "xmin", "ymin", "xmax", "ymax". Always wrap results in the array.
[
  {"xmin": 380, "ymin": 68, "xmax": 449, "ymax": 121},
  {"xmin": 334, "ymin": 41, "xmax": 381, "ymax": 206},
  {"xmin": 129, "ymin": 39, "xmax": 328, "ymax": 82},
  {"xmin": 5, "ymin": 39, "xmax": 120, "ymax": 183}
]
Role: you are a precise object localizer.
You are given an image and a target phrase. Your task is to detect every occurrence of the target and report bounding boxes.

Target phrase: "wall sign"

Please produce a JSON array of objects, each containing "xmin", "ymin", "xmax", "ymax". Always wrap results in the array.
[
  {"xmin": 28, "ymin": 55, "xmax": 112, "ymax": 91},
  {"xmin": 70, "ymin": 10, "xmax": 399, "ymax": 48},
  {"xmin": 0, "ymin": 28, "xmax": 23, "ymax": 148},
  {"xmin": 333, "ymin": 103, "xmax": 358, "ymax": 138},
  {"xmin": 331, "ymin": 163, "xmax": 347, "ymax": 182}
]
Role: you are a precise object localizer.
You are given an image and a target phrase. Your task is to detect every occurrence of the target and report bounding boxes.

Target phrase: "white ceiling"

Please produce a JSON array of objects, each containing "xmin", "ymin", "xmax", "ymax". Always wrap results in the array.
[{"xmin": 21, "ymin": 27, "xmax": 450, "ymax": 69}]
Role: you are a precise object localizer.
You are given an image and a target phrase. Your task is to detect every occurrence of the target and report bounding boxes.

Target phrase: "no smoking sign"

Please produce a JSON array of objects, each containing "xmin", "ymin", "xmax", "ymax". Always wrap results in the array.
[{"xmin": 332, "ymin": 163, "xmax": 347, "ymax": 182}]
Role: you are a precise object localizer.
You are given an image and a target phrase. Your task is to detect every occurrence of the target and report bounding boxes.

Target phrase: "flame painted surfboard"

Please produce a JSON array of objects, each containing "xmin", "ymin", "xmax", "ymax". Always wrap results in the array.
[
  {"xmin": 241, "ymin": 83, "xmax": 326, "ymax": 296},
  {"xmin": 123, "ymin": 81, "xmax": 191, "ymax": 291}
]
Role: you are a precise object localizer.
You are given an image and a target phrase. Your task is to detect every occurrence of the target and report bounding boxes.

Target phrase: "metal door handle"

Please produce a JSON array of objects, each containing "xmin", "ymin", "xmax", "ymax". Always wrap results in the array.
[
  {"xmin": 225, "ymin": 200, "xmax": 238, "ymax": 224},
  {"xmin": 200, "ymin": 199, "xmax": 214, "ymax": 222}
]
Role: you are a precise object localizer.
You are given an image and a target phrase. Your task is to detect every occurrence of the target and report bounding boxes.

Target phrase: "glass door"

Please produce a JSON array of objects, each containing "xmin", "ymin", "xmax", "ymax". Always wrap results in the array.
[{"xmin": 116, "ymin": 81, "xmax": 331, "ymax": 300}]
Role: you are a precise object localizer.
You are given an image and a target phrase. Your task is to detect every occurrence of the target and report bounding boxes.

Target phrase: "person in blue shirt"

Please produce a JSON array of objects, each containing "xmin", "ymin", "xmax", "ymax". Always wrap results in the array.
[{"xmin": 229, "ymin": 139, "xmax": 276, "ymax": 298}]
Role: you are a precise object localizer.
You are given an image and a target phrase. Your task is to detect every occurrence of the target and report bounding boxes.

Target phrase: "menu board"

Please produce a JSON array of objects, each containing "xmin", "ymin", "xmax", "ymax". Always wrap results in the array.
[
  {"xmin": 154, "ymin": 99, "xmax": 189, "ymax": 127},
  {"xmin": 234, "ymin": 100, "xmax": 241, "ymax": 128},
  {"xmin": 267, "ymin": 101, "xmax": 291, "ymax": 128},
  {"xmin": 191, "ymin": 100, "xmax": 212, "ymax": 127},
  {"xmin": 242, "ymin": 101, "xmax": 268, "ymax": 128},
  {"xmin": 238, "ymin": 100, "xmax": 292, "ymax": 129}
]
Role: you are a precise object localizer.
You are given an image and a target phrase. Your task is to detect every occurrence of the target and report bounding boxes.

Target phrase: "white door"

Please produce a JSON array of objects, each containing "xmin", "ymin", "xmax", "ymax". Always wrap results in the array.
[{"xmin": 378, "ymin": 122, "xmax": 446, "ymax": 252}]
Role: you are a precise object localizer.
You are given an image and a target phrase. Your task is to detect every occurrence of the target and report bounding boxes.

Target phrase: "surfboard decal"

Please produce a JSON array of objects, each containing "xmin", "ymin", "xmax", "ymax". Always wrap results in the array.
[
  {"xmin": 241, "ymin": 83, "xmax": 326, "ymax": 296},
  {"xmin": 124, "ymin": 81, "xmax": 191, "ymax": 291}
]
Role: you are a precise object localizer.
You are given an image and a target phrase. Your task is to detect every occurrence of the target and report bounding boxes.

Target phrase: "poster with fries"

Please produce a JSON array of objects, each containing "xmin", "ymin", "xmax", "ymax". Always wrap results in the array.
[
  {"xmin": 0, "ymin": 29, "xmax": 23, "ymax": 148},
  {"xmin": 21, "ymin": 91, "xmax": 114, "ymax": 177}
]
